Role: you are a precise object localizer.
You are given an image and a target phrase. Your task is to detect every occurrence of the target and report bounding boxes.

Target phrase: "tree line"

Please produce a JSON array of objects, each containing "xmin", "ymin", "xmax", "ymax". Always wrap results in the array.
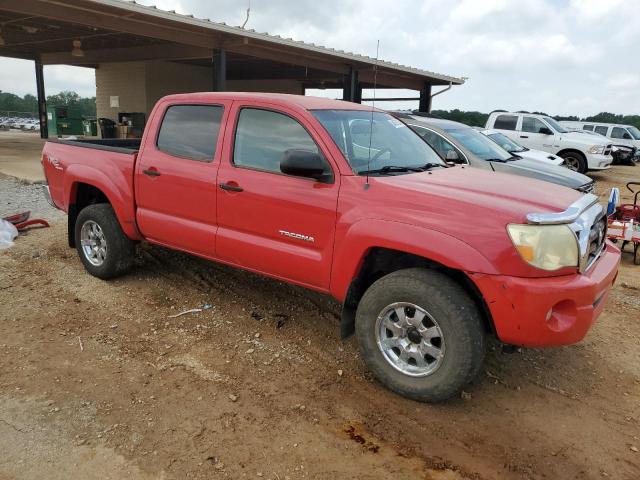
[
  {"xmin": 2, "ymin": 90, "xmax": 638, "ymax": 130},
  {"xmin": 0, "ymin": 91, "xmax": 96, "ymax": 118},
  {"xmin": 431, "ymin": 108, "xmax": 640, "ymax": 130}
]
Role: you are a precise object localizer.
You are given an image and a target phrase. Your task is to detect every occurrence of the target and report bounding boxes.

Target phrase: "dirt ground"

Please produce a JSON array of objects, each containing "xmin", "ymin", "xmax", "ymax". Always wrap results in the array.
[
  {"xmin": 0, "ymin": 131, "xmax": 46, "ymax": 182},
  {"xmin": 0, "ymin": 164, "xmax": 639, "ymax": 479}
]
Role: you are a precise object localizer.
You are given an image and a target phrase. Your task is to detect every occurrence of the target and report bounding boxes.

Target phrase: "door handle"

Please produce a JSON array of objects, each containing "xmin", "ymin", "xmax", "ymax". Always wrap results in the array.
[
  {"xmin": 520, "ymin": 135, "xmax": 529, "ymax": 139},
  {"xmin": 143, "ymin": 168, "xmax": 161, "ymax": 177},
  {"xmin": 219, "ymin": 182, "xmax": 243, "ymax": 192}
]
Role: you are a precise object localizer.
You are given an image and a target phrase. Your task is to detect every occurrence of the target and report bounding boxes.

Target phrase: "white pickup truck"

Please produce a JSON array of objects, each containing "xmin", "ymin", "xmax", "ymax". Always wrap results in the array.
[{"xmin": 485, "ymin": 112, "xmax": 613, "ymax": 173}]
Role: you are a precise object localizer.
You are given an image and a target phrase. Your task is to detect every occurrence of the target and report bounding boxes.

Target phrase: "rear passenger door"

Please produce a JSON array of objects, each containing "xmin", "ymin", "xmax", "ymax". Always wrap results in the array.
[
  {"xmin": 136, "ymin": 101, "xmax": 229, "ymax": 257},
  {"xmin": 491, "ymin": 114, "xmax": 520, "ymax": 143},
  {"xmin": 215, "ymin": 103, "xmax": 339, "ymax": 290}
]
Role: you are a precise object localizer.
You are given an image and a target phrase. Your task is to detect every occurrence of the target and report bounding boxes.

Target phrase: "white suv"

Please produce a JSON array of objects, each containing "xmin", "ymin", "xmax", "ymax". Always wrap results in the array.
[
  {"xmin": 485, "ymin": 112, "xmax": 613, "ymax": 173},
  {"xmin": 559, "ymin": 121, "xmax": 640, "ymax": 150}
]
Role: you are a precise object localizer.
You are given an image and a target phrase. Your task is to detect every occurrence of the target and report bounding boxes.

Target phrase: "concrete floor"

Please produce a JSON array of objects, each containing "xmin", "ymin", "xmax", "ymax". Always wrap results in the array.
[{"xmin": 0, "ymin": 130, "xmax": 47, "ymax": 182}]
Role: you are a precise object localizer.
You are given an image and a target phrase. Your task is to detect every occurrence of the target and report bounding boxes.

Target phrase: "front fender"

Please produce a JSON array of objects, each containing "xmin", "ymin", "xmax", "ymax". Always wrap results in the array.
[
  {"xmin": 64, "ymin": 164, "xmax": 141, "ymax": 240},
  {"xmin": 330, "ymin": 218, "xmax": 499, "ymax": 301}
]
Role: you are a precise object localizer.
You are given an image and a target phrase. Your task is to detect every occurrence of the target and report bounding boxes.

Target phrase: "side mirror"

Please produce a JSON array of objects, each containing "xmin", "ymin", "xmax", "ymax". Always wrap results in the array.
[
  {"xmin": 280, "ymin": 149, "xmax": 329, "ymax": 181},
  {"xmin": 623, "ymin": 133, "xmax": 632, "ymax": 140},
  {"xmin": 539, "ymin": 127, "xmax": 553, "ymax": 135},
  {"xmin": 445, "ymin": 149, "xmax": 460, "ymax": 162}
]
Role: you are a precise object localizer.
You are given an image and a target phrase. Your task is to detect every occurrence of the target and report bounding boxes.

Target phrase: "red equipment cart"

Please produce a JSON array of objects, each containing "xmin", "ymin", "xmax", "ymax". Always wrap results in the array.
[{"xmin": 607, "ymin": 182, "xmax": 640, "ymax": 265}]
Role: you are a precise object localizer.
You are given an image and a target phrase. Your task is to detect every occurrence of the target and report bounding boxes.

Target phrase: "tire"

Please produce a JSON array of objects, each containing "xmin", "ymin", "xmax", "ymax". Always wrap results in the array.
[
  {"xmin": 560, "ymin": 151, "xmax": 587, "ymax": 174},
  {"xmin": 74, "ymin": 204, "xmax": 134, "ymax": 279},
  {"xmin": 355, "ymin": 268, "xmax": 486, "ymax": 402}
]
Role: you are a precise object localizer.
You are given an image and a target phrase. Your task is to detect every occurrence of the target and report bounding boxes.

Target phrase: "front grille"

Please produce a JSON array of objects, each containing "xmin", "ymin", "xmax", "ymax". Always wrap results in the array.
[
  {"xmin": 603, "ymin": 144, "xmax": 612, "ymax": 156},
  {"xmin": 578, "ymin": 182, "xmax": 595, "ymax": 194},
  {"xmin": 585, "ymin": 215, "xmax": 606, "ymax": 270}
]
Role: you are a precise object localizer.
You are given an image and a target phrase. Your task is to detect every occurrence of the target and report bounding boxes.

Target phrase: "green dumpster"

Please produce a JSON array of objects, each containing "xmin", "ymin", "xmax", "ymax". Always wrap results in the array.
[{"xmin": 83, "ymin": 118, "xmax": 98, "ymax": 136}]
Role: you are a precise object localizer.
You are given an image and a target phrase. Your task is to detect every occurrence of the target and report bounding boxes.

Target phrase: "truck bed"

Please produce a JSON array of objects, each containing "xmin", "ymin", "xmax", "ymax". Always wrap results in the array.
[{"xmin": 47, "ymin": 138, "xmax": 141, "ymax": 154}]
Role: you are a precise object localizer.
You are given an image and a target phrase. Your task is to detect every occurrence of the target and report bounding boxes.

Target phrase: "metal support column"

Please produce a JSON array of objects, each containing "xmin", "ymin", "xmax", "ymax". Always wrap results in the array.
[
  {"xmin": 418, "ymin": 82, "xmax": 432, "ymax": 113},
  {"xmin": 35, "ymin": 59, "xmax": 48, "ymax": 139},
  {"xmin": 354, "ymin": 83, "xmax": 363, "ymax": 104},
  {"xmin": 212, "ymin": 48, "xmax": 227, "ymax": 92},
  {"xmin": 342, "ymin": 68, "xmax": 359, "ymax": 102}
]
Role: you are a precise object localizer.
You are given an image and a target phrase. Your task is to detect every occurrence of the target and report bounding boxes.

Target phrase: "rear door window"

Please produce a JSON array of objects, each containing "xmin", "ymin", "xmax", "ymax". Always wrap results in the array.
[
  {"xmin": 157, "ymin": 105, "xmax": 224, "ymax": 161},
  {"xmin": 493, "ymin": 114, "xmax": 518, "ymax": 130},
  {"xmin": 583, "ymin": 125, "xmax": 594, "ymax": 131},
  {"xmin": 594, "ymin": 126, "xmax": 608, "ymax": 136}
]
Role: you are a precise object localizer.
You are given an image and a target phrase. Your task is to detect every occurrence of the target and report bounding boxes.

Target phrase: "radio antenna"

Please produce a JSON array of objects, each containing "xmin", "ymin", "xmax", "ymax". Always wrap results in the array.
[
  {"xmin": 365, "ymin": 39, "xmax": 380, "ymax": 190},
  {"xmin": 241, "ymin": 0, "xmax": 251, "ymax": 29}
]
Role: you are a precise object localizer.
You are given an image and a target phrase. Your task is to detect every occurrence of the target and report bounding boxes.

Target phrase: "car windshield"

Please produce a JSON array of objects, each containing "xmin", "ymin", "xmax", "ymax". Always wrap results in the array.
[
  {"xmin": 311, "ymin": 110, "xmax": 444, "ymax": 174},
  {"xmin": 628, "ymin": 126, "xmax": 640, "ymax": 140},
  {"xmin": 543, "ymin": 116, "xmax": 568, "ymax": 133},
  {"xmin": 445, "ymin": 127, "xmax": 513, "ymax": 161},
  {"xmin": 487, "ymin": 132, "xmax": 525, "ymax": 152}
]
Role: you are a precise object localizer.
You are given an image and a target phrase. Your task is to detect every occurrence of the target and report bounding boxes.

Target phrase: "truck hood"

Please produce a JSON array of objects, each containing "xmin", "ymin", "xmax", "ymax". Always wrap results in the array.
[
  {"xmin": 491, "ymin": 158, "xmax": 592, "ymax": 190},
  {"xmin": 560, "ymin": 131, "xmax": 609, "ymax": 146},
  {"xmin": 373, "ymin": 165, "xmax": 582, "ymax": 225},
  {"xmin": 514, "ymin": 149, "xmax": 564, "ymax": 166},
  {"xmin": 364, "ymin": 166, "xmax": 589, "ymax": 278}
]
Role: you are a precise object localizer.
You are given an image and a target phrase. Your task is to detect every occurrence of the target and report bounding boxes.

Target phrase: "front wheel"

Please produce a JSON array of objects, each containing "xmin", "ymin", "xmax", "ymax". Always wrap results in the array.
[
  {"xmin": 74, "ymin": 204, "xmax": 134, "ymax": 279},
  {"xmin": 561, "ymin": 152, "xmax": 587, "ymax": 173},
  {"xmin": 355, "ymin": 268, "xmax": 486, "ymax": 402}
]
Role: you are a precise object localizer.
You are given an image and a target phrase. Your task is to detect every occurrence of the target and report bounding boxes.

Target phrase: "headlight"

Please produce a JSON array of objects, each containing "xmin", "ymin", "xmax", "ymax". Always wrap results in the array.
[
  {"xmin": 587, "ymin": 145, "xmax": 604, "ymax": 155},
  {"xmin": 507, "ymin": 224, "xmax": 578, "ymax": 271}
]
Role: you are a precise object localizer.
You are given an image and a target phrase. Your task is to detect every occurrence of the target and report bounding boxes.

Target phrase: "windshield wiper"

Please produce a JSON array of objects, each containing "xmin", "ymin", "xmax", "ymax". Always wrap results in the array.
[
  {"xmin": 486, "ymin": 156, "xmax": 518, "ymax": 163},
  {"xmin": 420, "ymin": 162, "xmax": 446, "ymax": 170},
  {"xmin": 359, "ymin": 165, "xmax": 424, "ymax": 175},
  {"xmin": 359, "ymin": 163, "xmax": 445, "ymax": 176}
]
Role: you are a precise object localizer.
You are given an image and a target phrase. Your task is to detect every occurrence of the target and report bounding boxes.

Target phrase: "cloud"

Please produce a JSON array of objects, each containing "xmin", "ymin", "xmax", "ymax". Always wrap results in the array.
[
  {"xmin": 0, "ymin": 0, "xmax": 638, "ymax": 116},
  {"xmin": 606, "ymin": 73, "xmax": 640, "ymax": 90}
]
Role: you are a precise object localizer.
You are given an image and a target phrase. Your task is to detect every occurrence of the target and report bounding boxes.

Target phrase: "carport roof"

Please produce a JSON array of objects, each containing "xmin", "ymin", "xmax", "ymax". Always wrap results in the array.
[{"xmin": 0, "ymin": 0, "xmax": 465, "ymax": 90}]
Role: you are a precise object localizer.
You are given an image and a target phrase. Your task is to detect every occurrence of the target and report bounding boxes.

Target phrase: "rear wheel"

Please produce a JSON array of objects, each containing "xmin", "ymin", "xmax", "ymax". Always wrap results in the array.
[
  {"xmin": 74, "ymin": 204, "xmax": 134, "ymax": 279},
  {"xmin": 355, "ymin": 268, "xmax": 486, "ymax": 402},
  {"xmin": 561, "ymin": 151, "xmax": 587, "ymax": 173}
]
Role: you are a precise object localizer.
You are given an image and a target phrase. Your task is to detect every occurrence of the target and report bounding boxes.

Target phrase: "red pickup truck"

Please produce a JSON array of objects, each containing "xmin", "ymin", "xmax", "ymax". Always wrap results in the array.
[{"xmin": 42, "ymin": 93, "xmax": 620, "ymax": 402}]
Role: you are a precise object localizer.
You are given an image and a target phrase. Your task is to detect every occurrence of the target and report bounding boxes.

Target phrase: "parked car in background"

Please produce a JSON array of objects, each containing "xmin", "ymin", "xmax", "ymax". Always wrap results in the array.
[
  {"xmin": 395, "ymin": 113, "xmax": 595, "ymax": 194},
  {"xmin": 560, "ymin": 121, "xmax": 640, "ymax": 150},
  {"xmin": 0, "ymin": 116, "xmax": 39, "ymax": 131},
  {"xmin": 485, "ymin": 112, "xmax": 613, "ymax": 173},
  {"xmin": 41, "ymin": 92, "xmax": 619, "ymax": 402},
  {"xmin": 569, "ymin": 129, "xmax": 639, "ymax": 165},
  {"xmin": 478, "ymin": 128, "xmax": 564, "ymax": 166}
]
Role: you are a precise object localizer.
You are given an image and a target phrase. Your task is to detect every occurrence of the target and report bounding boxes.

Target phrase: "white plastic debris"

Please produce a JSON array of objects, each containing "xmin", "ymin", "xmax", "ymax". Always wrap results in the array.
[{"xmin": 0, "ymin": 219, "xmax": 18, "ymax": 249}]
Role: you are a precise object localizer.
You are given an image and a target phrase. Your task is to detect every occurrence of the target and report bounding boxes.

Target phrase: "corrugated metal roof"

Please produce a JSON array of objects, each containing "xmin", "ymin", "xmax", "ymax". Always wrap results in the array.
[{"xmin": 91, "ymin": 0, "xmax": 465, "ymax": 85}]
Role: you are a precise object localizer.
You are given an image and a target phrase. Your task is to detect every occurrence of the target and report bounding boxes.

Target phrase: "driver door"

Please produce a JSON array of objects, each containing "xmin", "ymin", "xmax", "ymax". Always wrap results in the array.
[
  {"xmin": 215, "ymin": 103, "xmax": 339, "ymax": 290},
  {"xmin": 520, "ymin": 116, "xmax": 557, "ymax": 152}
]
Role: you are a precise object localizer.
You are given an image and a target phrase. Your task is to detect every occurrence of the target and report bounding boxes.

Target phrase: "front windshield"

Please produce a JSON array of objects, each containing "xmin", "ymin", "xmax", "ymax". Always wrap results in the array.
[
  {"xmin": 446, "ymin": 127, "xmax": 513, "ymax": 161},
  {"xmin": 628, "ymin": 126, "xmax": 640, "ymax": 140},
  {"xmin": 487, "ymin": 132, "xmax": 525, "ymax": 152},
  {"xmin": 311, "ymin": 110, "xmax": 444, "ymax": 174},
  {"xmin": 543, "ymin": 116, "xmax": 568, "ymax": 133}
]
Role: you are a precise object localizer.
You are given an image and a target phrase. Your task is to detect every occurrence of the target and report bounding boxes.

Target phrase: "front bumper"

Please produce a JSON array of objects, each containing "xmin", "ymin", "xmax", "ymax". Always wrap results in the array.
[
  {"xmin": 470, "ymin": 242, "xmax": 620, "ymax": 347},
  {"xmin": 586, "ymin": 153, "xmax": 612, "ymax": 170}
]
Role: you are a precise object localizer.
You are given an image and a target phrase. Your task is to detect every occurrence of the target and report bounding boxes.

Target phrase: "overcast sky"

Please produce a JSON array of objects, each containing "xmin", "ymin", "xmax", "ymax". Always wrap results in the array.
[{"xmin": 1, "ymin": 0, "xmax": 638, "ymax": 116}]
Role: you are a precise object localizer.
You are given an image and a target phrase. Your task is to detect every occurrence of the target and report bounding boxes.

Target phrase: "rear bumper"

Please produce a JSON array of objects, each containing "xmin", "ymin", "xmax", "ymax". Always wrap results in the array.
[
  {"xmin": 470, "ymin": 242, "xmax": 620, "ymax": 347},
  {"xmin": 42, "ymin": 183, "xmax": 59, "ymax": 210}
]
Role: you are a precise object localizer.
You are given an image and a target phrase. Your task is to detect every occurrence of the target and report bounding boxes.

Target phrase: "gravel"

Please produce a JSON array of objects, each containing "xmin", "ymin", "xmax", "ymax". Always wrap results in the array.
[{"xmin": 0, "ymin": 175, "xmax": 65, "ymax": 222}]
